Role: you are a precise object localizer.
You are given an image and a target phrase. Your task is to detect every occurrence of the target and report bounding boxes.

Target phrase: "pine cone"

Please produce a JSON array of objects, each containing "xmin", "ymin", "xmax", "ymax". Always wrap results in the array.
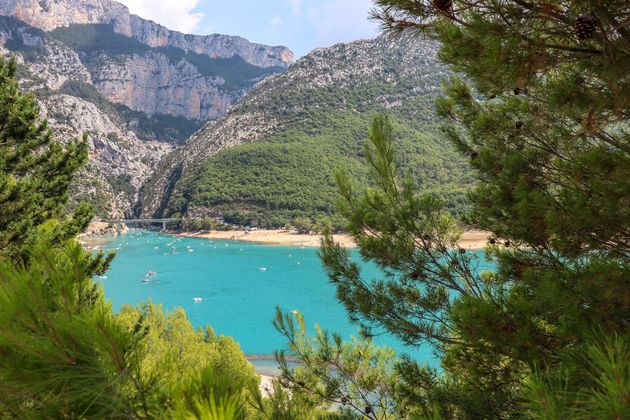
[
  {"xmin": 433, "ymin": 0, "xmax": 453, "ymax": 13},
  {"xmin": 575, "ymin": 14, "xmax": 596, "ymax": 41}
]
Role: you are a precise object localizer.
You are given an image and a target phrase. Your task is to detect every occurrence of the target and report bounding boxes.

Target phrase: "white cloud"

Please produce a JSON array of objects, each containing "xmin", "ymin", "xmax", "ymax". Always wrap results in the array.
[
  {"xmin": 268, "ymin": 15, "xmax": 283, "ymax": 35},
  {"xmin": 117, "ymin": 0, "xmax": 203, "ymax": 33}
]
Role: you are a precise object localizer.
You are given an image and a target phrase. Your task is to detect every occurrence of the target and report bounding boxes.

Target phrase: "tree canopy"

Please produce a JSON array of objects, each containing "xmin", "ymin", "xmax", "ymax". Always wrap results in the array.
[
  {"xmin": 0, "ymin": 58, "xmax": 93, "ymax": 263},
  {"xmin": 272, "ymin": 1, "xmax": 630, "ymax": 418}
]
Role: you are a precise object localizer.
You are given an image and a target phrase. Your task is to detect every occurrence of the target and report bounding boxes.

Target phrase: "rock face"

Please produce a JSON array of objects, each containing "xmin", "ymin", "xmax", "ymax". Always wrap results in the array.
[
  {"xmin": 40, "ymin": 94, "xmax": 172, "ymax": 218},
  {"xmin": 0, "ymin": 17, "xmax": 91, "ymax": 90},
  {"xmin": 0, "ymin": 1, "xmax": 292, "ymax": 122},
  {"xmin": 0, "ymin": 0, "xmax": 293, "ymax": 68},
  {"xmin": 88, "ymin": 52, "xmax": 234, "ymax": 120},
  {"xmin": 0, "ymin": 3, "xmax": 293, "ymax": 217},
  {"xmin": 127, "ymin": 14, "xmax": 293, "ymax": 68},
  {"xmin": 0, "ymin": 16, "xmax": 173, "ymax": 217},
  {"xmin": 138, "ymin": 37, "xmax": 449, "ymax": 217}
]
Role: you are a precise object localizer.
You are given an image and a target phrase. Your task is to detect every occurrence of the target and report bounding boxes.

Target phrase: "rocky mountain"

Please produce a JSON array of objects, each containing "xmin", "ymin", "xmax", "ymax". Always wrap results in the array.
[
  {"xmin": 138, "ymin": 37, "xmax": 474, "ymax": 226},
  {"xmin": 0, "ymin": 0, "xmax": 293, "ymax": 218},
  {"xmin": 40, "ymin": 93, "xmax": 173, "ymax": 218},
  {"xmin": 0, "ymin": 0, "xmax": 292, "ymax": 124},
  {"xmin": 0, "ymin": 0, "xmax": 292, "ymax": 68}
]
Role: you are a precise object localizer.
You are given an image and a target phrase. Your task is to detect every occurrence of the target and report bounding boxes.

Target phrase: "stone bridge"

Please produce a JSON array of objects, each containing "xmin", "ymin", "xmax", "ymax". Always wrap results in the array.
[{"xmin": 104, "ymin": 218, "xmax": 180, "ymax": 234}]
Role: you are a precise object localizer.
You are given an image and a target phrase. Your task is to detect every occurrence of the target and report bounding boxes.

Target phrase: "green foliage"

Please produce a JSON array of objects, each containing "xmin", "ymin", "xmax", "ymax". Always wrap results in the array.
[
  {"xmin": 266, "ymin": 1, "xmax": 630, "ymax": 417},
  {"xmin": 272, "ymin": 308, "xmax": 400, "ymax": 418},
  {"xmin": 0, "ymin": 229, "xmax": 262, "ymax": 418},
  {"xmin": 174, "ymin": 109, "xmax": 472, "ymax": 229},
  {"xmin": 523, "ymin": 334, "xmax": 629, "ymax": 419},
  {"xmin": 116, "ymin": 303, "xmax": 259, "ymax": 418},
  {"xmin": 0, "ymin": 228, "xmax": 139, "ymax": 417},
  {"xmin": 0, "ymin": 57, "xmax": 92, "ymax": 263},
  {"xmin": 0, "ymin": 54, "xmax": 264, "ymax": 418},
  {"xmin": 292, "ymin": 217, "xmax": 313, "ymax": 234},
  {"xmin": 50, "ymin": 24, "xmax": 151, "ymax": 56}
]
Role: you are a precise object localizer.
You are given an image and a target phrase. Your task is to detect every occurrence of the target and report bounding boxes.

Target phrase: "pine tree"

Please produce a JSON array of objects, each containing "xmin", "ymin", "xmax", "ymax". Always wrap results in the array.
[
  {"xmin": 0, "ymin": 56, "xmax": 261, "ymax": 418},
  {"xmin": 273, "ymin": 1, "xmax": 629, "ymax": 418},
  {"xmin": 0, "ymin": 57, "xmax": 91, "ymax": 262}
]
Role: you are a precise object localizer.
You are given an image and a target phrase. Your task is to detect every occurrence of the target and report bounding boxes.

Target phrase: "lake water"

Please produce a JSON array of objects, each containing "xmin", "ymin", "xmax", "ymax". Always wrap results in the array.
[{"xmin": 95, "ymin": 230, "xmax": 491, "ymax": 372}]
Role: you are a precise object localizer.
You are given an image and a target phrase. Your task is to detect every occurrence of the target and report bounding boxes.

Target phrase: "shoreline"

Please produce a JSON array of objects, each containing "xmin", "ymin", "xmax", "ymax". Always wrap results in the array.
[{"xmin": 178, "ymin": 229, "xmax": 491, "ymax": 249}]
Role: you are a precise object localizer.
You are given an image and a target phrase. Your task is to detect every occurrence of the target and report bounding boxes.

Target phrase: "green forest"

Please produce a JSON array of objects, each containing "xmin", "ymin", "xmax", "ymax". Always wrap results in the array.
[
  {"xmin": 165, "ymin": 73, "xmax": 472, "ymax": 229},
  {"xmin": 1, "ymin": 0, "xmax": 628, "ymax": 419}
]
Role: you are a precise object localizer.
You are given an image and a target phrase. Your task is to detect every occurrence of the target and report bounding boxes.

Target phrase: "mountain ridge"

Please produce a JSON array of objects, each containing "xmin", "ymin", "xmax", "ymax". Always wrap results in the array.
[
  {"xmin": 138, "ymin": 36, "xmax": 474, "ymax": 225},
  {"xmin": 0, "ymin": 0, "xmax": 293, "ymax": 68}
]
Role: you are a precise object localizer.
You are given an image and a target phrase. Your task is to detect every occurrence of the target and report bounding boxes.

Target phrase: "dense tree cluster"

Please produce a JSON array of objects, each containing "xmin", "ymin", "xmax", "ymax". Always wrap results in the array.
[
  {"xmin": 1, "ymin": 0, "xmax": 628, "ymax": 417},
  {"xmin": 273, "ymin": 0, "xmax": 630, "ymax": 418},
  {"xmin": 176, "ymin": 103, "xmax": 472, "ymax": 230}
]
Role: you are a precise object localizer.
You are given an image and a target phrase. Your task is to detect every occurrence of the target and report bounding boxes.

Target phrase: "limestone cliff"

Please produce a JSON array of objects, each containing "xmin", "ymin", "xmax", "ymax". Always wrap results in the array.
[
  {"xmin": 0, "ymin": 16, "xmax": 173, "ymax": 217},
  {"xmin": 40, "ymin": 94, "xmax": 172, "ymax": 218},
  {"xmin": 0, "ymin": 8, "xmax": 293, "ymax": 217},
  {"xmin": 0, "ymin": 0, "xmax": 293, "ymax": 68}
]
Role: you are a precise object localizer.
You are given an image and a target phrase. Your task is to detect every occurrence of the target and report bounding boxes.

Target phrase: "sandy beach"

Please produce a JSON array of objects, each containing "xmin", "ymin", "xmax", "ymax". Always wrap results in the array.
[
  {"xmin": 179, "ymin": 229, "xmax": 356, "ymax": 248},
  {"xmin": 180, "ymin": 229, "xmax": 491, "ymax": 249}
]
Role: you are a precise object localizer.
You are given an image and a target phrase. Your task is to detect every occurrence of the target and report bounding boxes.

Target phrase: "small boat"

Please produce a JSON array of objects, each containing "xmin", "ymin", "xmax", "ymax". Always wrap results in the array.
[
  {"xmin": 142, "ymin": 279, "xmax": 151, "ymax": 283},
  {"xmin": 193, "ymin": 297, "xmax": 203, "ymax": 302},
  {"xmin": 98, "ymin": 275, "xmax": 107, "ymax": 279},
  {"xmin": 147, "ymin": 271, "xmax": 157, "ymax": 276},
  {"xmin": 291, "ymin": 310, "xmax": 299, "ymax": 315},
  {"xmin": 188, "ymin": 249, "xmax": 194, "ymax": 252},
  {"xmin": 259, "ymin": 267, "xmax": 267, "ymax": 271}
]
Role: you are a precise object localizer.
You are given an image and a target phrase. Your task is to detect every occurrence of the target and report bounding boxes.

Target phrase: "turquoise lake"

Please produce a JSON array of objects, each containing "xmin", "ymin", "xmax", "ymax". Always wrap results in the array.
[{"xmin": 95, "ymin": 230, "xmax": 491, "ymax": 369}]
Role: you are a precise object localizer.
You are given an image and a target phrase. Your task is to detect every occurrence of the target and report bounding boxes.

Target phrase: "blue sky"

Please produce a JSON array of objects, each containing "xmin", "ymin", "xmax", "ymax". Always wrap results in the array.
[{"xmin": 118, "ymin": 0, "xmax": 379, "ymax": 58}]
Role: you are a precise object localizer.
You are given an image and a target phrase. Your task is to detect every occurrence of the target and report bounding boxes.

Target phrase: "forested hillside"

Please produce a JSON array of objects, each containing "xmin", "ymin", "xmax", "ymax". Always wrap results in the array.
[
  {"xmin": 0, "ymin": 10, "xmax": 290, "ymax": 218},
  {"xmin": 141, "ymin": 37, "xmax": 474, "ymax": 227}
]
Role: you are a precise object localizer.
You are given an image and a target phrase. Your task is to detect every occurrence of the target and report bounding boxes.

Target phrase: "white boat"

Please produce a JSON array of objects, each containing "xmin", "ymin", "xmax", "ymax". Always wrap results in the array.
[
  {"xmin": 147, "ymin": 271, "xmax": 157, "ymax": 276},
  {"xmin": 142, "ymin": 279, "xmax": 151, "ymax": 283},
  {"xmin": 193, "ymin": 297, "xmax": 203, "ymax": 302},
  {"xmin": 259, "ymin": 267, "xmax": 267, "ymax": 271},
  {"xmin": 98, "ymin": 275, "xmax": 107, "ymax": 279}
]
